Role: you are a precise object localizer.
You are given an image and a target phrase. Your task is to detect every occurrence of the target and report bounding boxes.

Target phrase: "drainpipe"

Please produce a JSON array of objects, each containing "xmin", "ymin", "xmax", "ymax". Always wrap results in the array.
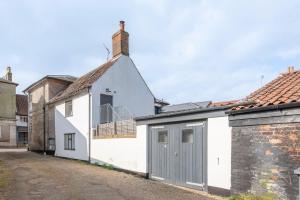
[
  {"xmin": 43, "ymin": 83, "xmax": 46, "ymax": 155},
  {"xmin": 43, "ymin": 106, "xmax": 46, "ymax": 154},
  {"xmin": 88, "ymin": 87, "xmax": 91, "ymax": 163}
]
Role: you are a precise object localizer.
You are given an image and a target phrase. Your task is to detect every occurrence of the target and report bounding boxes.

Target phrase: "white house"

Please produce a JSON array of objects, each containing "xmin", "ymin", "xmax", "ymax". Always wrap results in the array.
[
  {"xmin": 49, "ymin": 21, "xmax": 155, "ymax": 161},
  {"xmin": 37, "ymin": 21, "xmax": 238, "ymax": 196}
]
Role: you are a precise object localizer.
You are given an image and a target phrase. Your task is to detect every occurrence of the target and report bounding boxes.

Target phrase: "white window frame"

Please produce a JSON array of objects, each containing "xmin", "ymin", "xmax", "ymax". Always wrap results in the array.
[
  {"xmin": 65, "ymin": 100, "xmax": 73, "ymax": 117},
  {"xmin": 64, "ymin": 133, "xmax": 75, "ymax": 150}
]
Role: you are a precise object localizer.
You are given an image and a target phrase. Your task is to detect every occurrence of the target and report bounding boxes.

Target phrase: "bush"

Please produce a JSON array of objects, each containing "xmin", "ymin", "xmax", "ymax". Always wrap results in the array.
[{"xmin": 229, "ymin": 193, "xmax": 278, "ymax": 200}]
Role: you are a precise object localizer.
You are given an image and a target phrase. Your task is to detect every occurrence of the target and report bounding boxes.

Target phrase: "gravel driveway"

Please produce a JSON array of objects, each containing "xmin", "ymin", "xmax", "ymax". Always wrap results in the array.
[{"xmin": 0, "ymin": 151, "xmax": 219, "ymax": 200}]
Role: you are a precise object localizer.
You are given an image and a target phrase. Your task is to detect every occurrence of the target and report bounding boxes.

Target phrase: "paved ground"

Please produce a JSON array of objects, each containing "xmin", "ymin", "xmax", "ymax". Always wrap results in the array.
[{"xmin": 0, "ymin": 151, "xmax": 219, "ymax": 200}]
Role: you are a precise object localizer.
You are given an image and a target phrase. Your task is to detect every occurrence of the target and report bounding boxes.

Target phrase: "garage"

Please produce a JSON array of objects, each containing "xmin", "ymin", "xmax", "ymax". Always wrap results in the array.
[
  {"xmin": 149, "ymin": 121, "xmax": 207, "ymax": 190},
  {"xmin": 136, "ymin": 101, "xmax": 235, "ymax": 195}
]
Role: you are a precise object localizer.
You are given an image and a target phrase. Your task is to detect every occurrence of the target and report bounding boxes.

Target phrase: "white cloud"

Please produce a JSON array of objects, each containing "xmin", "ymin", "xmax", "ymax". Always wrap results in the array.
[{"xmin": 0, "ymin": 0, "xmax": 299, "ymax": 104}]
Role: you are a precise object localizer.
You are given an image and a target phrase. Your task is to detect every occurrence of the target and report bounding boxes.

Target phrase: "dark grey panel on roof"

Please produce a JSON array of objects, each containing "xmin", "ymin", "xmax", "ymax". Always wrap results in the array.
[{"xmin": 161, "ymin": 101, "xmax": 211, "ymax": 113}]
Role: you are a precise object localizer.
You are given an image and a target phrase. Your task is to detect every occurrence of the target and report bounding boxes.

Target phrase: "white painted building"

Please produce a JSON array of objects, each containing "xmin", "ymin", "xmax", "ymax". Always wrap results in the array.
[
  {"xmin": 50, "ymin": 21, "xmax": 155, "ymax": 161},
  {"xmin": 39, "ymin": 21, "xmax": 235, "ymax": 196}
]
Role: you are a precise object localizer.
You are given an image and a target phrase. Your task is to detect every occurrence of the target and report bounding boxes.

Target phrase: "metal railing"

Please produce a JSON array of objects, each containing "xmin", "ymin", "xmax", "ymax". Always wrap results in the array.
[{"xmin": 94, "ymin": 104, "xmax": 136, "ymax": 139}]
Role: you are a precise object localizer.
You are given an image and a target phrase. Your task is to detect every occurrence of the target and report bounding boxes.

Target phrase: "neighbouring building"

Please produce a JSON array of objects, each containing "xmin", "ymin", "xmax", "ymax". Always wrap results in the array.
[
  {"xmin": 23, "ymin": 75, "xmax": 77, "ymax": 152},
  {"xmin": 16, "ymin": 94, "xmax": 28, "ymax": 147},
  {"xmin": 228, "ymin": 66, "xmax": 300, "ymax": 200},
  {"xmin": 0, "ymin": 67, "xmax": 18, "ymax": 147}
]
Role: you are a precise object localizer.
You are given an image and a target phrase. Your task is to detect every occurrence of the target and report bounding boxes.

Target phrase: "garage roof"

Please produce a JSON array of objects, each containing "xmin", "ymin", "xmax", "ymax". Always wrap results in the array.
[{"xmin": 136, "ymin": 100, "xmax": 242, "ymax": 121}]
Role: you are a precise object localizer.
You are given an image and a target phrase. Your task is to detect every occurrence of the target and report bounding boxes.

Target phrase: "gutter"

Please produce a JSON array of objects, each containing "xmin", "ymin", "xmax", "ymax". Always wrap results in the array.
[
  {"xmin": 43, "ymin": 83, "xmax": 46, "ymax": 154},
  {"xmin": 136, "ymin": 106, "xmax": 231, "ymax": 121},
  {"xmin": 227, "ymin": 102, "xmax": 300, "ymax": 115},
  {"xmin": 135, "ymin": 100, "xmax": 254, "ymax": 121}
]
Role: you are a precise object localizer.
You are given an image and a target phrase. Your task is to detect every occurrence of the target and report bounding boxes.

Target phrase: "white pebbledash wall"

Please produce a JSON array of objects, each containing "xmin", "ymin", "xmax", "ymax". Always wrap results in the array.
[
  {"xmin": 54, "ymin": 93, "xmax": 90, "ymax": 161},
  {"xmin": 207, "ymin": 116, "xmax": 231, "ymax": 190},
  {"xmin": 91, "ymin": 125, "xmax": 148, "ymax": 173}
]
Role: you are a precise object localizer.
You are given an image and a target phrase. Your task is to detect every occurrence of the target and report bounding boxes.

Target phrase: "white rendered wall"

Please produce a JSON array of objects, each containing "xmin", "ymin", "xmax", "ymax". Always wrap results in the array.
[
  {"xmin": 54, "ymin": 93, "xmax": 89, "ymax": 161},
  {"xmin": 91, "ymin": 55, "xmax": 154, "ymax": 128},
  {"xmin": 207, "ymin": 116, "xmax": 231, "ymax": 190},
  {"xmin": 91, "ymin": 125, "xmax": 147, "ymax": 173}
]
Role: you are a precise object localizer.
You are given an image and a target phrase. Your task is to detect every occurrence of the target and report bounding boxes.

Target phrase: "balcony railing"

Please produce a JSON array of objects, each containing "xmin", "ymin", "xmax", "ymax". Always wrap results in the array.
[{"xmin": 94, "ymin": 104, "xmax": 136, "ymax": 139}]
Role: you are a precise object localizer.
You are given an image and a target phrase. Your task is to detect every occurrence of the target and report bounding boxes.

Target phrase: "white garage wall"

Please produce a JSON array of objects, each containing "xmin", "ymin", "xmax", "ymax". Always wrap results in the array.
[
  {"xmin": 54, "ymin": 93, "xmax": 90, "ymax": 161},
  {"xmin": 207, "ymin": 116, "xmax": 231, "ymax": 190},
  {"xmin": 90, "ymin": 125, "xmax": 147, "ymax": 173}
]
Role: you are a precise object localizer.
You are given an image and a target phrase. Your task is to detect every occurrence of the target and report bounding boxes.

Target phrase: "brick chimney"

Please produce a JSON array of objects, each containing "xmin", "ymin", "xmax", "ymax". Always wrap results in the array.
[
  {"xmin": 112, "ymin": 21, "xmax": 129, "ymax": 58},
  {"xmin": 4, "ymin": 66, "xmax": 12, "ymax": 81}
]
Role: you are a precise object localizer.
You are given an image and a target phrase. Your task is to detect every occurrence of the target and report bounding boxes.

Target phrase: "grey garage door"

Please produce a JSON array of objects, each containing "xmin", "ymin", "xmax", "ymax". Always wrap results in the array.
[{"xmin": 149, "ymin": 121, "xmax": 206, "ymax": 190}]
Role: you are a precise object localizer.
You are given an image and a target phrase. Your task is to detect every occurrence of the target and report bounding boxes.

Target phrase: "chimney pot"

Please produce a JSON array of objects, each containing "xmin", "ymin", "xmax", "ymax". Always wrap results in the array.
[
  {"xmin": 4, "ymin": 66, "xmax": 12, "ymax": 81},
  {"xmin": 120, "ymin": 21, "xmax": 125, "ymax": 31}
]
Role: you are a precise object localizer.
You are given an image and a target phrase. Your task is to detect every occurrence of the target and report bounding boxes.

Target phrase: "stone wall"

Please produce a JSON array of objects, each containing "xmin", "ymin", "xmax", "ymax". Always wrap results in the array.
[
  {"xmin": 0, "ymin": 120, "xmax": 16, "ymax": 146},
  {"xmin": 0, "ymin": 81, "xmax": 16, "ymax": 119},
  {"xmin": 231, "ymin": 121, "xmax": 300, "ymax": 200},
  {"xmin": 28, "ymin": 78, "xmax": 71, "ymax": 151}
]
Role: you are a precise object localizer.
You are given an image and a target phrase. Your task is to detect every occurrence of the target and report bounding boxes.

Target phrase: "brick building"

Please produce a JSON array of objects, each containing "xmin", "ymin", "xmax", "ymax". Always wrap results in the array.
[{"xmin": 229, "ymin": 66, "xmax": 300, "ymax": 200}]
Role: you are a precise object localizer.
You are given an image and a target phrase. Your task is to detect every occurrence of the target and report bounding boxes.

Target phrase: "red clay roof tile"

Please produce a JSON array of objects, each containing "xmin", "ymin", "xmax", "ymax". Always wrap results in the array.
[{"xmin": 234, "ymin": 69, "xmax": 300, "ymax": 110}]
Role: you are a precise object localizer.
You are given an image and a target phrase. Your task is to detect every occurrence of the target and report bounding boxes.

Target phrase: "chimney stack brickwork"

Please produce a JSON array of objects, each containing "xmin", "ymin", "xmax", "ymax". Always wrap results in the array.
[{"xmin": 112, "ymin": 21, "xmax": 129, "ymax": 58}]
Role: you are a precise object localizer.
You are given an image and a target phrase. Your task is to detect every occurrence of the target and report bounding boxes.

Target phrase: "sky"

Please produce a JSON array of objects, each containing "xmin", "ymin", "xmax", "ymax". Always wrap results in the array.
[{"xmin": 0, "ymin": 0, "xmax": 300, "ymax": 104}]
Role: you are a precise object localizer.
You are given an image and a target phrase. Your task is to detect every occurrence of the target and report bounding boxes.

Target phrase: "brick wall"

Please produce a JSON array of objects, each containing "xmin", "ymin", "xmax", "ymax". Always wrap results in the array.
[{"xmin": 232, "ymin": 123, "xmax": 300, "ymax": 200}]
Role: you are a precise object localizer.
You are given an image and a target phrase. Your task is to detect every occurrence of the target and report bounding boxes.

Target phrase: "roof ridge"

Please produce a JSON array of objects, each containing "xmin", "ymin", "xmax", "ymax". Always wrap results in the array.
[{"xmin": 48, "ymin": 57, "xmax": 120, "ymax": 104}]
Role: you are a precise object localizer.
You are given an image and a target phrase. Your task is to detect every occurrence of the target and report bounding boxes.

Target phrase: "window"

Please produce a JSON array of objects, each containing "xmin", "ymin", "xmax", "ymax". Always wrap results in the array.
[
  {"xmin": 65, "ymin": 100, "xmax": 73, "ymax": 117},
  {"xmin": 182, "ymin": 129, "xmax": 194, "ymax": 143},
  {"xmin": 20, "ymin": 116, "xmax": 28, "ymax": 122},
  {"xmin": 158, "ymin": 130, "xmax": 168, "ymax": 143},
  {"xmin": 64, "ymin": 133, "xmax": 75, "ymax": 150},
  {"xmin": 100, "ymin": 94, "xmax": 113, "ymax": 124}
]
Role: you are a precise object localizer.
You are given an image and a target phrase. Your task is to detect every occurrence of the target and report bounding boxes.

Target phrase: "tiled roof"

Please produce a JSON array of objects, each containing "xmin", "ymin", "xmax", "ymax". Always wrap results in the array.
[
  {"xmin": 23, "ymin": 75, "xmax": 77, "ymax": 92},
  {"xmin": 233, "ymin": 69, "xmax": 300, "ymax": 110},
  {"xmin": 46, "ymin": 75, "xmax": 77, "ymax": 82},
  {"xmin": 16, "ymin": 94, "xmax": 28, "ymax": 116},
  {"xmin": 49, "ymin": 57, "xmax": 119, "ymax": 104},
  {"xmin": 210, "ymin": 100, "xmax": 239, "ymax": 107}
]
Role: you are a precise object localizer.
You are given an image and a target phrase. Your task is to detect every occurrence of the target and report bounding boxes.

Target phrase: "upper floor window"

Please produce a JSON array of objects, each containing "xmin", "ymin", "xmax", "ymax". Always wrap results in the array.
[{"xmin": 65, "ymin": 100, "xmax": 73, "ymax": 117}]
